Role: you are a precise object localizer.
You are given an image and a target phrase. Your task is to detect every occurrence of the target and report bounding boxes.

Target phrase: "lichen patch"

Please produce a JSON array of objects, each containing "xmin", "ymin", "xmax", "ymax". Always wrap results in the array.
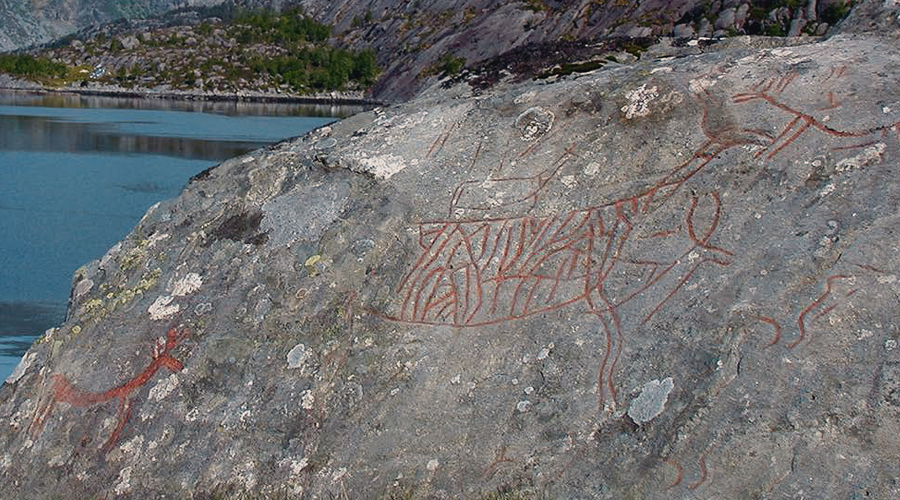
[
  {"xmin": 835, "ymin": 142, "xmax": 886, "ymax": 171},
  {"xmin": 627, "ymin": 377, "xmax": 674, "ymax": 424},
  {"xmin": 171, "ymin": 273, "xmax": 202, "ymax": 297},
  {"xmin": 621, "ymin": 84, "xmax": 659, "ymax": 119},
  {"xmin": 148, "ymin": 295, "xmax": 179, "ymax": 321},
  {"xmin": 148, "ymin": 374, "xmax": 180, "ymax": 401},
  {"xmin": 352, "ymin": 153, "xmax": 409, "ymax": 179},
  {"xmin": 114, "ymin": 466, "xmax": 133, "ymax": 495}
]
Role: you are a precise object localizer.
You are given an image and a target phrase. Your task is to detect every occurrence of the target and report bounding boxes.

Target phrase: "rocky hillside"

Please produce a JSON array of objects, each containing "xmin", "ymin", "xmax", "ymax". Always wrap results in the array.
[
  {"xmin": 23, "ymin": 7, "xmax": 379, "ymax": 99},
  {"xmin": 1, "ymin": 1, "xmax": 899, "ymax": 499},
  {"xmin": 0, "ymin": 0, "xmax": 208, "ymax": 52},
  {"xmin": 309, "ymin": 0, "xmax": 859, "ymax": 101},
  {"xmin": 2, "ymin": 1, "xmax": 859, "ymax": 102}
]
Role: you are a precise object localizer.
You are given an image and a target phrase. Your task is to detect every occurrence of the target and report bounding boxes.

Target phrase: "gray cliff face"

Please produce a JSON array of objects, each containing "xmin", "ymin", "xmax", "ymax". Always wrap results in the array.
[
  {"xmin": 301, "ymin": 0, "xmax": 861, "ymax": 102},
  {"xmin": 3, "ymin": 23, "xmax": 900, "ymax": 500},
  {"xmin": 0, "ymin": 0, "xmax": 205, "ymax": 51}
]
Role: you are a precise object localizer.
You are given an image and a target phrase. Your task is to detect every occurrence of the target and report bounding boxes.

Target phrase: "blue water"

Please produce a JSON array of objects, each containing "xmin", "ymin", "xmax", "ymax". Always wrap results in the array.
[{"xmin": 0, "ymin": 93, "xmax": 345, "ymax": 381}]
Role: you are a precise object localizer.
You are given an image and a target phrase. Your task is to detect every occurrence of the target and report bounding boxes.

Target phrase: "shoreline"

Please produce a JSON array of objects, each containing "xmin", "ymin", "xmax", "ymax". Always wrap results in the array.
[{"xmin": 0, "ymin": 84, "xmax": 382, "ymax": 107}]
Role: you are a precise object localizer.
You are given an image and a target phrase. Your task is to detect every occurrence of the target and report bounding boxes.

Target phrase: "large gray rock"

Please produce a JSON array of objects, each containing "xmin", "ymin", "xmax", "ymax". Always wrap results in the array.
[{"xmin": 2, "ymin": 32, "xmax": 900, "ymax": 500}]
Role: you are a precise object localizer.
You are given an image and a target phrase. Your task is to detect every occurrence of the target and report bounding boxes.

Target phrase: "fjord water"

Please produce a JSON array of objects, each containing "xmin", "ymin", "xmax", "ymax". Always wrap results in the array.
[{"xmin": 0, "ymin": 92, "xmax": 345, "ymax": 381}]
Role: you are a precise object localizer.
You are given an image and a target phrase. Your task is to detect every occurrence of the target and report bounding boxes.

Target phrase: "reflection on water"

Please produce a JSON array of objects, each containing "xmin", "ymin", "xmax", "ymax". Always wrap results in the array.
[
  {"xmin": 0, "ymin": 91, "xmax": 368, "ymax": 117},
  {"xmin": 0, "ymin": 92, "xmax": 344, "ymax": 381},
  {"xmin": 0, "ymin": 113, "xmax": 262, "ymax": 161},
  {"xmin": 0, "ymin": 302, "xmax": 65, "ymax": 337}
]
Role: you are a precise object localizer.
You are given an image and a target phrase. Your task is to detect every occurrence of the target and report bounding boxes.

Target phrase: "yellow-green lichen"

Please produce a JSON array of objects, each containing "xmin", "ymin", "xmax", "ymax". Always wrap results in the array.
[
  {"xmin": 119, "ymin": 244, "xmax": 148, "ymax": 271},
  {"xmin": 78, "ymin": 268, "xmax": 162, "ymax": 324},
  {"xmin": 305, "ymin": 254, "xmax": 322, "ymax": 276},
  {"xmin": 137, "ymin": 268, "xmax": 162, "ymax": 291}
]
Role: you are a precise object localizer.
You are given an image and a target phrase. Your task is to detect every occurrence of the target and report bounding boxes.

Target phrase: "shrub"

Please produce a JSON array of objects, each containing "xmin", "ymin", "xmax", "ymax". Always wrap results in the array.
[{"xmin": 0, "ymin": 53, "xmax": 68, "ymax": 80}]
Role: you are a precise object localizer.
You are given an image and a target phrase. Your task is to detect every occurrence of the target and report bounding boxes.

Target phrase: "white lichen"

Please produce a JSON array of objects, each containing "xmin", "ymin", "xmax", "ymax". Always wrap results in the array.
[
  {"xmin": 621, "ymin": 84, "xmax": 659, "ymax": 119},
  {"xmin": 584, "ymin": 161, "xmax": 602, "ymax": 177},
  {"xmin": 627, "ymin": 377, "xmax": 674, "ymax": 424},
  {"xmin": 233, "ymin": 461, "xmax": 258, "ymax": 490},
  {"xmin": 119, "ymin": 435, "xmax": 144, "ymax": 457},
  {"xmin": 516, "ymin": 107, "xmax": 554, "ymax": 141},
  {"xmin": 331, "ymin": 467, "xmax": 348, "ymax": 483},
  {"xmin": 114, "ymin": 466, "xmax": 133, "ymax": 495},
  {"xmin": 148, "ymin": 295, "xmax": 179, "ymax": 321},
  {"xmin": 287, "ymin": 343, "xmax": 312, "ymax": 370},
  {"xmin": 835, "ymin": 142, "xmax": 886, "ymax": 171},
  {"xmin": 537, "ymin": 343, "xmax": 554, "ymax": 360},
  {"xmin": 171, "ymin": 272, "xmax": 202, "ymax": 296},
  {"xmin": 281, "ymin": 456, "xmax": 309, "ymax": 476},
  {"xmin": 145, "ymin": 232, "xmax": 170, "ymax": 248},
  {"xmin": 689, "ymin": 76, "xmax": 719, "ymax": 94},
  {"xmin": 300, "ymin": 390, "xmax": 315, "ymax": 410},
  {"xmin": 185, "ymin": 408, "xmax": 200, "ymax": 422},
  {"xmin": 353, "ymin": 153, "xmax": 408, "ymax": 179},
  {"xmin": 148, "ymin": 374, "xmax": 179, "ymax": 401}
]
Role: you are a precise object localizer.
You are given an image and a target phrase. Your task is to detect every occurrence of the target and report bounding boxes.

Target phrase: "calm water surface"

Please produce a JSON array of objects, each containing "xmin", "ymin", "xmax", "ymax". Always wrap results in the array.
[{"xmin": 0, "ymin": 92, "xmax": 352, "ymax": 381}]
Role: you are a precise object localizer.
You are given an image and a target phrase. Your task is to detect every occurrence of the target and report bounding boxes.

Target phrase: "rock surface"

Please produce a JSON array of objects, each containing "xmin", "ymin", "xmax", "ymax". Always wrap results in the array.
[{"xmin": 3, "ymin": 22, "xmax": 900, "ymax": 500}]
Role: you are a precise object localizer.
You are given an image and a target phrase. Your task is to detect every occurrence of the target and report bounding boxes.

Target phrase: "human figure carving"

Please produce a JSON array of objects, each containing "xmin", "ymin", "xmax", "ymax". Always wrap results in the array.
[{"xmin": 29, "ymin": 327, "xmax": 188, "ymax": 451}]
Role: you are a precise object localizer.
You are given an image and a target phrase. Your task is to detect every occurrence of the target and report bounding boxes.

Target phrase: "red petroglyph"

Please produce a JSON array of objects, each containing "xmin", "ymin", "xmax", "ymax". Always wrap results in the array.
[
  {"xmin": 818, "ymin": 91, "xmax": 841, "ymax": 111},
  {"xmin": 376, "ymin": 143, "xmax": 735, "ymax": 410},
  {"xmin": 371, "ymin": 88, "xmax": 764, "ymax": 410},
  {"xmin": 483, "ymin": 445, "xmax": 515, "ymax": 478},
  {"xmin": 29, "ymin": 327, "xmax": 188, "ymax": 451},
  {"xmin": 665, "ymin": 459, "xmax": 684, "ymax": 489},
  {"xmin": 831, "ymin": 140, "xmax": 881, "ymax": 151},
  {"xmin": 732, "ymin": 66, "xmax": 900, "ymax": 160},
  {"xmin": 375, "ymin": 67, "xmax": 900, "ymax": 412},
  {"xmin": 686, "ymin": 447, "xmax": 711, "ymax": 490},
  {"xmin": 760, "ymin": 267, "xmax": 888, "ymax": 350},
  {"xmin": 790, "ymin": 274, "xmax": 851, "ymax": 349},
  {"xmin": 427, "ymin": 121, "xmax": 460, "ymax": 158},
  {"xmin": 757, "ymin": 316, "xmax": 783, "ymax": 348}
]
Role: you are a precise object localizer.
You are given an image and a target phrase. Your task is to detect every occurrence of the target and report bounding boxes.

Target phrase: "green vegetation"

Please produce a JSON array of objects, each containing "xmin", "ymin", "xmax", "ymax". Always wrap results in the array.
[
  {"xmin": 233, "ymin": 7, "xmax": 331, "ymax": 45},
  {"xmin": 249, "ymin": 47, "xmax": 379, "ymax": 91},
  {"xmin": 29, "ymin": 6, "xmax": 382, "ymax": 94},
  {"xmin": 765, "ymin": 23, "xmax": 786, "ymax": 36},
  {"xmin": 0, "ymin": 53, "xmax": 67, "ymax": 81},
  {"xmin": 181, "ymin": 7, "xmax": 378, "ymax": 92},
  {"xmin": 422, "ymin": 52, "xmax": 467, "ymax": 78},
  {"xmin": 521, "ymin": 0, "xmax": 549, "ymax": 13},
  {"xmin": 822, "ymin": 1, "xmax": 854, "ymax": 25}
]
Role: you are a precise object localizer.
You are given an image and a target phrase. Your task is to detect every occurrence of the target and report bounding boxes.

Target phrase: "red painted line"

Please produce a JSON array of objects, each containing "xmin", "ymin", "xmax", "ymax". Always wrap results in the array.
[
  {"xmin": 758, "ymin": 316, "xmax": 783, "ymax": 347},
  {"xmin": 790, "ymin": 274, "xmax": 851, "ymax": 349},
  {"xmin": 666, "ymin": 459, "xmax": 685, "ymax": 488},
  {"xmin": 30, "ymin": 327, "xmax": 189, "ymax": 451},
  {"xmin": 687, "ymin": 448, "xmax": 711, "ymax": 490}
]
